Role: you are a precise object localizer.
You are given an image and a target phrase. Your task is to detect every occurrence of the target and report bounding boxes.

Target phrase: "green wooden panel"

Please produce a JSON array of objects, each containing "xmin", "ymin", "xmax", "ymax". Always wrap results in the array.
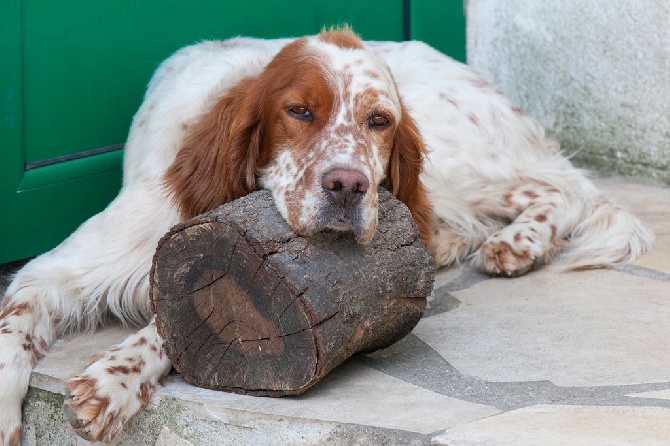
[
  {"xmin": 22, "ymin": 0, "xmax": 404, "ymax": 164},
  {"xmin": 409, "ymin": 0, "xmax": 466, "ymax": 62},
  {"xmin": 1, "ymin": 170, "xmax": 124, "ymax": 263}
]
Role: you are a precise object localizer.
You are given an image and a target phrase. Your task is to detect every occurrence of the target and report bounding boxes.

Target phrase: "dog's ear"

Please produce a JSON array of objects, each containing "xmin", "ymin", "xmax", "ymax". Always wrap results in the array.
[
  {"xmin": 165, "ymin": 78, "xmax": 263, "ymax": 219},
  {"xmin": 384, "ymin": 102, "xmax": 433, "ymax": 246}
]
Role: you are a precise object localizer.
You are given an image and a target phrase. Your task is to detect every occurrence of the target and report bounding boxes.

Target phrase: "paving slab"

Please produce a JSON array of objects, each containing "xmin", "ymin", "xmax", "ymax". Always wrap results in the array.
[
  {"xmin": 414, "ymin": 269, "xmax": 670, "ymax": 387},
  {"xmin": 432, "ymin": 405, "xmax": 670, "ymax": 446}
]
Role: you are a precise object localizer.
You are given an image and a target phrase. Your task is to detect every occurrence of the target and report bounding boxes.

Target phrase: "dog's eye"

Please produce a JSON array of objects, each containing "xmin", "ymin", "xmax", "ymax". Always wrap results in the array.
[
  {"xmin": 287, "ymin": 106, "xmax": 313, "ymax": 122},
  {"xmin": 368, "ymin": 113, "xmax": 390, "ymax": 128}
]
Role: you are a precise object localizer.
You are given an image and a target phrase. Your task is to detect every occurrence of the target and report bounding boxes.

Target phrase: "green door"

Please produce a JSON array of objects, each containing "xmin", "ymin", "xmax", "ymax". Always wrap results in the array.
[{"xmin": 0, "ymin": 0, "xmax": 465, "ymax": 264}]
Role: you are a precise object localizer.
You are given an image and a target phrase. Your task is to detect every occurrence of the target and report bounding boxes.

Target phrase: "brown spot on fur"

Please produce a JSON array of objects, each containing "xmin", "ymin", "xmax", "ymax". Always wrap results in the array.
[
  {"xmin": 514, "ymin": 233, "xmax": 522, "ymax": 243},
  {"xmin": 132, "ymin": 337, "xmax": 148, "ymax": 347},
  {"xmin": 523, "ymin": 190, "xmax": 540, "ymax": 199},
  {"xmin": 439, "ymin": 93, "xmax": 459, "ymax": 108},
  {"xmin": 0, "ymin": 302, "xmax": 30, "ymax": 320},
  {"xmin": 511, "ymin": 106, "xmax": 523, "ymax": 116},
  {"xmin": 468, "ymin": 114, "xmax": 479, "ymax": 126},
  {"xmin": 87, "ymin": 353, "xmax": 105, "ymax": 367},
  {"xmin": 106, "ymin": 365, "xmax": 131, "ymax": 375},
  {"xmin": 535, "ymin": 214, "xmax": 548, "ymax": 223},
  {"xmin": 120, "ymin": 382, "xmax": 128, "ymax": 389},
  {"xmin": 7, "ymin": 426, "xmax": 22, "ymax": 446},
  {"xmin": 547, "ymin": 187, "xmax": 560, "ymax": 193},
  {"xmin": 364, "ymin": 69, "xmax": 380, "ymax": 79},
  {"xmin": 550, "ymin": 224, "xmax": 557, "ymax": 240},
  {"xmin": 32, "ymin": 336, "xmax": 47, "ymax": 362},
  {"xmin": 66, "ymin": 375, "xmax": 96, "ymax": 395},
  {"xmin": 503, "ymin": 193, "xmax": 514, "ymax": 207},
  {"xmin": 471, "ymin": 77, "xmax": 491, "ymax": 89},
  {"xmin": 137, "ymin": 381, "xmax": 154, "ymax": 406}
]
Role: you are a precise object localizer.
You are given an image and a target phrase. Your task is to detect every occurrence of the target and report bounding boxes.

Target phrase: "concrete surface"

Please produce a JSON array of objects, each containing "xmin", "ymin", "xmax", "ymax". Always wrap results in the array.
[
  {"xmin": 467, "ymin": 1, "xmax": 670, "ymax": 182},
  {"xmin": 1, "ymin": 176, "xmax": 669, "ymax": 445}
]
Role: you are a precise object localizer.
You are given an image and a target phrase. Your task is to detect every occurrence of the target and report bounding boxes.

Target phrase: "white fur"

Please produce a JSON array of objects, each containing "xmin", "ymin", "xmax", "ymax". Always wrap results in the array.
[{"xmin": 0, "ymin": 36, "xmax": 654, "ymax": 444}]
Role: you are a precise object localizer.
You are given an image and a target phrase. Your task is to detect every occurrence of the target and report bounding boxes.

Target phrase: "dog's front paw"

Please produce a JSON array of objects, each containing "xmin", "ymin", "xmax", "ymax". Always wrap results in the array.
[
  {"xmin": 475, "ymin": 229, "xmax": 545, "ymax": 276},
  {"xmin": 477, "ymin": 240, "xmax": 535, "ymax": 276},
  {"xmin": 64, "ymin": 374, "xmax": 121, "ymax": 442},
  {"xmin": 63, "ymin": 352, "xmax": 154, "ymax": 442}
]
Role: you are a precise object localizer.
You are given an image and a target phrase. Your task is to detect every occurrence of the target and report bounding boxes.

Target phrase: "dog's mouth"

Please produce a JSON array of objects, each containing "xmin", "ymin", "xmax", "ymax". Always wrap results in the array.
[
  {"xmin": 312, "ymin": 202, "xmax": 377, "ymax": 244},
  {"xmin": 269, "ymin": 183, "xmax": 379, "ymax": 245}
]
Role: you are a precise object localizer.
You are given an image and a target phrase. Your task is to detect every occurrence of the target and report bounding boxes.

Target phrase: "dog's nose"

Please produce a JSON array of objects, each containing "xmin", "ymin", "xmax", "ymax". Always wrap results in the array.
[{"xmin": 321, "ymin": 168, "xmax": 369, "ymax": 208}]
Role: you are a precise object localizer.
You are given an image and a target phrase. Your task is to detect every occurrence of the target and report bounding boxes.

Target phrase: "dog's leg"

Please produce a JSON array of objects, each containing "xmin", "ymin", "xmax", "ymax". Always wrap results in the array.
[
  {"xmin": 63, "ymin": 316, "xmax": 171, "ymax": 442},
  {"xmin": 0, "ymin": 187, "xmax": 179, "ymax": 446},
  {"xmin": 474, "ymin": 182, "xmax": 586, "ymax": 276},
  {"xmin": 0, "ymin": 272, "xmax": 51, "ymax": 446}
]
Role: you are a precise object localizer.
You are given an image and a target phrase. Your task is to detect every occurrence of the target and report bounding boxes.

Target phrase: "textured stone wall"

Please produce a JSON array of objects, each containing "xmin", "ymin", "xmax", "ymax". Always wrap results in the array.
[{"xmin": 467, "ymin": 0, "xmax": 670, "ymax": 182}]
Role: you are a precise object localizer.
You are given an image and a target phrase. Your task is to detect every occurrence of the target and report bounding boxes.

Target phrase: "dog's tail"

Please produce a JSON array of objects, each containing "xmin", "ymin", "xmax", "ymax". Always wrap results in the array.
[{"xmin": 558, "ymin": 194, "xmax": 655, "ymax": 270}]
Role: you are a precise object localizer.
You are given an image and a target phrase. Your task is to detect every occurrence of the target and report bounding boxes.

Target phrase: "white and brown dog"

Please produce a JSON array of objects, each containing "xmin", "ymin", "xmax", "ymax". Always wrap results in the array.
[{"xmin": 0, "ymin": 27, "xmax": 654, "ymax": 444}]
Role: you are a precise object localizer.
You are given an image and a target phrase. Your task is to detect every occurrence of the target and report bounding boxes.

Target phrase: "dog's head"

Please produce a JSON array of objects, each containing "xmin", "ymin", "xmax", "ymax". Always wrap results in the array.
[{"xmin": 167, "ymin": 27, "xmax": 432, "ymax": 245}]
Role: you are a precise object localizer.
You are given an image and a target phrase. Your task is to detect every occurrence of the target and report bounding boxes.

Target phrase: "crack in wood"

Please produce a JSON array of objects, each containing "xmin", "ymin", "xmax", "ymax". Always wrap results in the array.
[{"xmin": 174, "ymin": 307, "xmax": 215, "ymax": 364}]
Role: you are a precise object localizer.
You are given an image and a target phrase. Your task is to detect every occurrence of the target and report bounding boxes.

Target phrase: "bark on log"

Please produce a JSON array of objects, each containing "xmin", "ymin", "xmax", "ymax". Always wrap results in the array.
[{"xmin": 150, "ymin": 189, "xmax": 434, "ymax": 396}]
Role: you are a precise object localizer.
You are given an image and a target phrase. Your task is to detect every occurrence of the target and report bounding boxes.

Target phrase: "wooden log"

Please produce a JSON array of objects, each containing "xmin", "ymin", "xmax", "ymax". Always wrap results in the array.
[{"xmin": 150, "ymin": 189, "xmax": 434, "ymax": 396}]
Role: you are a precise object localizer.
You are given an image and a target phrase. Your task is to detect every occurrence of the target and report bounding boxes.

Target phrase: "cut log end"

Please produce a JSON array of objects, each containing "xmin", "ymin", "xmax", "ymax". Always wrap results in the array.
[{"xmin": 151, "ymin": 189, "xmax": 434, "ymax": 396}]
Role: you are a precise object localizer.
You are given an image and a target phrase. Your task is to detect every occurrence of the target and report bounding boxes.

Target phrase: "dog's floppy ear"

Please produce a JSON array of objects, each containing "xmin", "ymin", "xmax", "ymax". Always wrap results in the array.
[
  {"xmin": 165, "ymin": 78, "xmax": 263, "ymax": 219},
  {"xmin": 384, "ymin": 102, "xmax": 433, "ymax": 246}
]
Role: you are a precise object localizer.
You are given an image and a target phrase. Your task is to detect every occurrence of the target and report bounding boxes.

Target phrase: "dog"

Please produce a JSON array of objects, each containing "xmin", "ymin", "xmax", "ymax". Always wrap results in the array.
[{"xmin": 0, "ymin": 27, "xmax": 654, "ymax": 444}]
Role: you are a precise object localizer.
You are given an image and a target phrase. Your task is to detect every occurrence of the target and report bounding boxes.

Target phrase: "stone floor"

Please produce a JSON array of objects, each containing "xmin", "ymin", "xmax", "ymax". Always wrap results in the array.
[{"xmin": 2, "ymin": 176, "xmax": 669, "ymax": 445}]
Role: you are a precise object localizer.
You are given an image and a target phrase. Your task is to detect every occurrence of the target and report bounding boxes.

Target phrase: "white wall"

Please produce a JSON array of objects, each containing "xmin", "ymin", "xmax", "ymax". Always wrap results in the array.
[{"xmin": 467, "ymin": 0, "xmax": 670, "ymax": 182}]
